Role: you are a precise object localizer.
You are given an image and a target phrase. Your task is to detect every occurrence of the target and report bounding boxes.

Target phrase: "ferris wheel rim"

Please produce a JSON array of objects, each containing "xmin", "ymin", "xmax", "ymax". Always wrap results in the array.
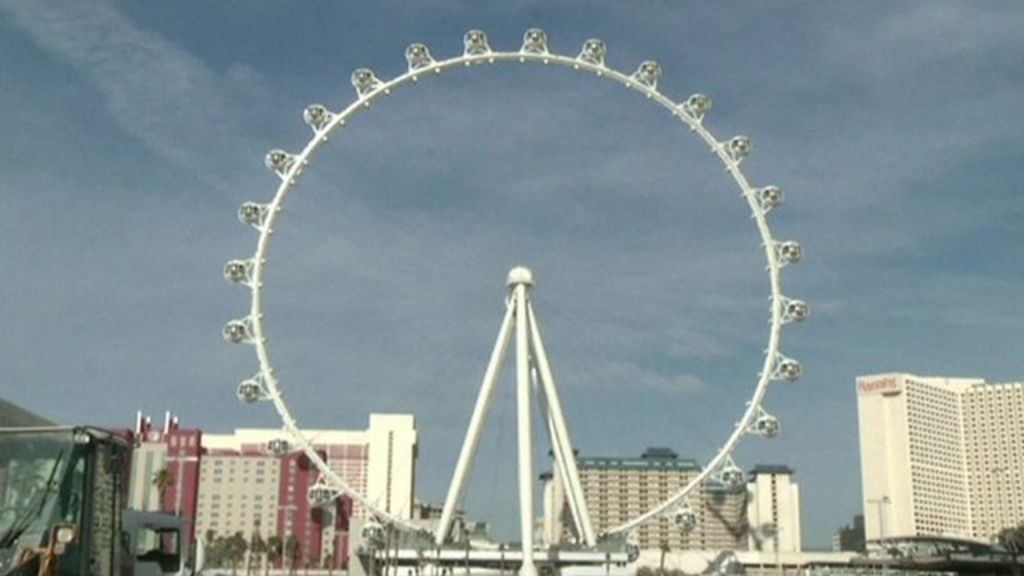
[{"xmin": 226, "ymin": 29, "xmax": 806, "ymax": 539}]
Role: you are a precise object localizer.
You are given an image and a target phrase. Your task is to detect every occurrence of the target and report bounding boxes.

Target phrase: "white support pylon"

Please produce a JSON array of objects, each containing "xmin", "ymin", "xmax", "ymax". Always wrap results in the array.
[
  {"xmin": 533, "ymin": 365, "xmax": 587, "ymax": 545},
  {"xmin": 513, "ymin": 271, "xmax": 537, "ymax": 576},
  {"xmin": 527, "ymin": 301, "xmax": 597, "ymax": 546},
  {"xmin": 435, "ymin": 267, "xmax": 592, "ymax": 576}
]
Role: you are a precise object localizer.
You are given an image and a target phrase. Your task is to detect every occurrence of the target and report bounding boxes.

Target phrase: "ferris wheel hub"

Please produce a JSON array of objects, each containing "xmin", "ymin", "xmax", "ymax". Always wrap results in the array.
[{"xmin": 506, "ymin": 266, "xmax": 535, "ymax": 288}]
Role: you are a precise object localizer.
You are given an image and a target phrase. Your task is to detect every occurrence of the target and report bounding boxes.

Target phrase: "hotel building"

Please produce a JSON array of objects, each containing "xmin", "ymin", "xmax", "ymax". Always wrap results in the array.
[
  {"xmin": 746, "ymin": 465, "xmax": 801, "ymax": 553},
  {"xmin": 125, "ymin": 412, "xmax": 415, "ymax": 570},
  {"xmin": 195, "ymin": 414, "xmax": 416, "ymax": 568},
  {"xmin": 857, "ymin": 373, "xmax": 1024, "ymax": 541},
  {"xmin": 545, "ymin": 448, "xmax": 749, "ymax": 551}
]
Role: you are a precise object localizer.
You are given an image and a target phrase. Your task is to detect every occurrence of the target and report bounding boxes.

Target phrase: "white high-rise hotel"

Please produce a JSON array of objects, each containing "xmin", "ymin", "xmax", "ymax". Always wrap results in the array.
[{"xmin": 857, "ymin": 373, "xmax": 1024, "ymax": 541}]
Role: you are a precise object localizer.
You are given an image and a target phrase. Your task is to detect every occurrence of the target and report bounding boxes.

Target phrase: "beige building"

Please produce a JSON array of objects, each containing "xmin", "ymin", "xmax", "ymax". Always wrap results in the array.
[
  {"xmin": 546, "ymin": 448, "xmax": 747, "ymax": 551},
  {"xmin": 195, "ymin": 451, "xmax": 281, "ymax": 539},
  {"xmin": 193, "ymin": 409, "xmax": 417, "ymax": 541},
  {"xmin": 857, "ymin": 373, "xmax": 1024, "ymax": 542},
  {"xmin": 746, "ymin": 465, "xmax": 801, "ymax": 553}
]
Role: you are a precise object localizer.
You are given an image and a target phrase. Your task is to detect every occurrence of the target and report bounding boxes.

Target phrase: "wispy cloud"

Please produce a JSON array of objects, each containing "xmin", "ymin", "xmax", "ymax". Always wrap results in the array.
[{"xmin": 0, "ymin": 0, "xmax": 262, "ymax": 192}]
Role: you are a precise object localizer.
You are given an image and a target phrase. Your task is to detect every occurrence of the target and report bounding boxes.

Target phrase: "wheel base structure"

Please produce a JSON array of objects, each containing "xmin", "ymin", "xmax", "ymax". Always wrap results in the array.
[{"xmin": 355, "ymin": 533, "xmax": 633, "ymax": 576}]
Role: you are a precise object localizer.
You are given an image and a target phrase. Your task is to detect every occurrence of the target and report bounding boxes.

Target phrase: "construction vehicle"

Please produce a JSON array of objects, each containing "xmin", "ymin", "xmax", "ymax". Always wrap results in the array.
[{"xmin": 0, "ymin": 426, "xmax": 203, "ymax": 576}]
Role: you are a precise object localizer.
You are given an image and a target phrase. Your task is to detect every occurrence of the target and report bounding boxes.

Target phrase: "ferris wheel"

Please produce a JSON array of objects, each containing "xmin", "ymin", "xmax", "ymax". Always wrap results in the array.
[{"xmin": 223, "ymin": 28, "xmax": 807, "ymax": 572}]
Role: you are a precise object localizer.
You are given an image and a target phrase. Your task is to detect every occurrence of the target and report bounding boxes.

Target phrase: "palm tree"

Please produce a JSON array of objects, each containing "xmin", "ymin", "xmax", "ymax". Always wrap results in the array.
[
  {"xmin": 266, "ymin": 535, "xmax": 283, "ymax": 575},
  {"xmin": 211, "ymin": 536, "xmax": 230, "ymax": 568},
  {"xmin": 284, "ymin": 534, "xmax": 302, "ymax": 575},
  {"xmin": 998, "ymin": 524, "xmax": 1024, "ymax": 569},
  {"xmin": 225, "ymin": 532, "xmax": 248, "ymax": 576},
  {"xmin": 202, "ymin": 530, "xmax": 219, "ymax": 567},
  {"xmin": 151, "ymin": 467, "xmax": 174, "ymax": 512},
  {"xmin": 658, "ymin": 540, "xmax": 670, "ymax": 574},
  {"xmin": 248, "ymin": 532, "xmax": 266, "ymax": 576}
]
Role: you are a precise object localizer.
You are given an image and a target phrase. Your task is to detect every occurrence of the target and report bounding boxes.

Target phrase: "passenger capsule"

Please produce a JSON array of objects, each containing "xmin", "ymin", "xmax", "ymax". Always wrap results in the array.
[
  {"xmin": 778, "ymin": 241, "xmax": 803, "ymax": 265},
  {"xmin": 757, "ymin": 186, "xmax": 784, "ymax": 211},
  {"xmin": 521, "ymin": 28, "xmax": 549, "ymax": 54},
  {"xmin": 237, "ymin": 202, "xmax": 266, "ymax": 227},
  {"xmin": 674, "ymin": 508, "xmax": 697, "ymax": 533},
  {"xmin": 777, "ymin": 357, "xmax": 803, "ymax": 382},
  {"xmin": 684, "ymin": 93, "xmax": 712, "ymax": 117},
  {"xmin": 308, "ymin": 484, "xmax": 334, "ymax": 506},
  {"xmin": 727, "ymin": 136, "xmax": 752, "ymax": 161},
  {"xmin": 720, "ymin": 465, "xmax": 745, "ymax": 489},
  {"xmin": 267, "ymin": 438, "xmax": 290, "ymax": 457},
  {"xmin": 264, "ymin": 149, "xmax": 295, "ymax": 175},
  {"xmin": 755, "ymin": 414, "xmax": 780, "ymax": 438},
  {"xmin": 785, "ymin": 299, "xmax": 810, "ymax": 322},
  {"xmin": 632, "ymin": 61, "xmax": 662, "ymax": 88},
  {"xmin": 223, "ymin": 320, "xmax": 250, "ymax": 344},
  {"xmin": 224, "ymin": 260, "xmax": 250, "ymax": 284},
  {"xmin": 303, "ymin": 104, "xmax": 333, "ymax": 131},
  {"xmin": 405, "ymin": 43, "xmax": 434, "ymax": 71},
  {"xmin": 463, "ymin": 30, "xmax": 491, "ymax": 56},
  {"xmin": 351, "ymin": 68, "xmax": 382, "ymax": 97},
  {"xmin": 578, "ymin": 39, "xmax": 607, "ymax": 66},
  {"xmin": 237, "ymin": 379, "xmax": 262, "ymax": 403}
]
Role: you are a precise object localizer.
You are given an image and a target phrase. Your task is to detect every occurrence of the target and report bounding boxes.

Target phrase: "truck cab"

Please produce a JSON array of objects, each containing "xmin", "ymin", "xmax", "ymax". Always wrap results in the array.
[{"xmin": 0, "ymin": 427, "xmax": 200, "ymax": 576}]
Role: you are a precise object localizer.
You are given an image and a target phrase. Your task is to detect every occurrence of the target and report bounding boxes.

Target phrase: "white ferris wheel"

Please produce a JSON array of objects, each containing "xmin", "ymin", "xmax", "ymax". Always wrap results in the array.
[{"xmin": 223, "ymin": 29, "xmax": 808, "ymax": 575}]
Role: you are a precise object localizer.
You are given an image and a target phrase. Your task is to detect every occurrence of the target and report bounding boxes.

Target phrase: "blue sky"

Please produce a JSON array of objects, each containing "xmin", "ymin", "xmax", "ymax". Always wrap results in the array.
[{"xmin": 2, "ymin": 1, "xmax": 1023, "ymax": 549}]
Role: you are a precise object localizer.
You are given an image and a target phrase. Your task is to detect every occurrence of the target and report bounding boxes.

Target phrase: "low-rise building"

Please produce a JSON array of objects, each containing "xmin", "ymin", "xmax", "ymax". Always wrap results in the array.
[{"xmin": 833, "ymin": 514, "xmax": 865, "ymax": 552}]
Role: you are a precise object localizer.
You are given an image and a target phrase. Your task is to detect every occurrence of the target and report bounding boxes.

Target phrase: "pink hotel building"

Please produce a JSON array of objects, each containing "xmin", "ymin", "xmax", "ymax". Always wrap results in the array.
[{"xmin": 127, "ymin": 412, "xmax": 417, "ymax": 570}]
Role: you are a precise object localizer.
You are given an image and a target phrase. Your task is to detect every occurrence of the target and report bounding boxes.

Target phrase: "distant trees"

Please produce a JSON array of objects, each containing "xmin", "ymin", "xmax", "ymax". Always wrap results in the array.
[
  {"xmin": 284, "ymin": 534, "xmax": 301, "ymax": 575},
  {"xmin": 203, "ymin": 532, "xmax": 223, "ymax": 568},
  {"xmin": 248, "ymin": 532, "xmax": 267, "ymax": 576},
  {"xmin": 266, "ymin": 535, "xmax": 283, "ymax": 574},
  {"xmin": 998, "ymin": 524, "xmax": 1024, "ymax": 560},
  {"xmin": 224, "ymin": 532, "xmax": 248, "ymax": 575},
  {"xmin": 636, "ymin": 567, "xmax": 686, "ymax": 576}
]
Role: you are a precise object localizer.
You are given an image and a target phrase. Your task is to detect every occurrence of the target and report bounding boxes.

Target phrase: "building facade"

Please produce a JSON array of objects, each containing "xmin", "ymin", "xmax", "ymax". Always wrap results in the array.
[
  {"xmin": 201, "ymin": 413, "xmax": 416, "ymax": 521},
  {"xmin": 857, "ymin": 373, "xmax": 1024, "ymax": 542},
  {"xmin": 962, "ymin": 382, "xmax": 1024, "ymax": 538},
  {"xmin": 546, "ymin": 448, "xmax": 748, "ymax": 551},
  {"xmin": 746, "ymin": 465, "xmax": 801, "ymax": 553},
  {"xmin": 833, "ymin": 514, "xmax": 865, "ymax": 552},
  {"xmin": 127, "ymin": 412, "xmax": 202, "ymax": 542},
  {"xmin": 196, "ymin": 414, "xmax": 416, "ymax": 569}
]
